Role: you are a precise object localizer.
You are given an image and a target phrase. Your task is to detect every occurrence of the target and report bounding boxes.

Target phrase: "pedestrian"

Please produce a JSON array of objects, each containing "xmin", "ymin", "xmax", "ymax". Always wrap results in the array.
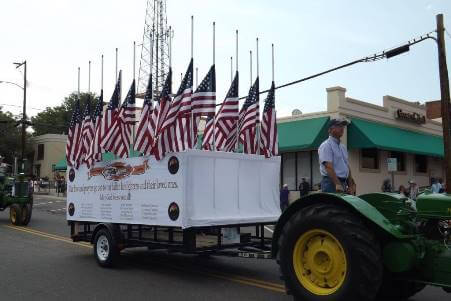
[
  {"xmin": 381, "ymin": 179, "xmax": 392, "ymax": 192},
  {"xmin": 33, "ymin": 179, "xmax": 38, "ymax": 193},
  {"xmin": 408, "ymin": 179, "xmax": 419, "ymax": 201},
  {"xmin": 280, "ymin": 184, "xmax": 289, "ymax": 212},
  {"xmin": 438, "ymin": 178, "xmax": 445, "ymax": 193},
  {"xmin": 431, "ymin": 178, "xmax": 441, "ymax": 193},
  {"xmin": 298, "ymin": 178, "xmax": 310, "ymax": 197},
  {"xmin": 399, "ymin": 185, "xmax": 407, "ymax": 197},
  {"xmin": 318, "ymin": 118, "xmax": 356, "ymax": 194}
]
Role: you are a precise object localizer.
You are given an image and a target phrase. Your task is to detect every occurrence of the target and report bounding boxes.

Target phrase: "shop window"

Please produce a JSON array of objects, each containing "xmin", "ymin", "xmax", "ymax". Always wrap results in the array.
[
  {"xmin": 296, "ymin": 151, "xmax": 311, "ymax": 189},
  {"xmin": 390, "ymin": 151, "xmax": 405, "ymax": 172},
  {"xmin": 361, "ymin": 148, "xmax": 379, "ymax": 170},
  {"xmin": 37, "ymin": 144, "xmax": 44, "ymax": 160},
  {"xmin": 415, "ymin": 155, "xmax": 428, "ymax": 173},
  {"xmin": 282, "ymin": 153, "xmax": 296, "ymax": 190}
]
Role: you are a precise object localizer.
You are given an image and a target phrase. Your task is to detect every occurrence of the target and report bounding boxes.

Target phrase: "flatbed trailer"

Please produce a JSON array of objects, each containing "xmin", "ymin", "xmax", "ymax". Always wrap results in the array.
[
  {"xmin": 67, "ymin": 150, "xmax": 281, "ymax": 266},
  {"xmin": 70, "ymin": 222, "xmax": 275, "ymax": 261}
]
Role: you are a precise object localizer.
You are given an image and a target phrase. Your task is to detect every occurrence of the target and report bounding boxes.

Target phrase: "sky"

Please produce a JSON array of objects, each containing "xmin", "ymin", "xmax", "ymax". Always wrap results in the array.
[{"xmin": 1, "ymin": 0, "xmax": 451, "ymax": 120}]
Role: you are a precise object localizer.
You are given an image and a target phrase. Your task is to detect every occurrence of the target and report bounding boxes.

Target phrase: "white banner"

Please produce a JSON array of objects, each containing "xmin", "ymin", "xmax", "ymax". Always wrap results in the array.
[
  {"xmin": 67, "ymin": 150, "xmax": 281, "ymax": 228},
  {"xmin": 67, "ymin": 154, "xmax": 184, "ymax": 227}
]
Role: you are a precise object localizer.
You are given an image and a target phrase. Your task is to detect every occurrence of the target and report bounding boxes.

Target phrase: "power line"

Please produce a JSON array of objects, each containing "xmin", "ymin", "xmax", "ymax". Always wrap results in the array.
[
  {"xmin": 234, "ymin": 30, "xmax": 437, "ymax": 101},
  {"xmin": 0, "ymin": 103, "xmax": 44, "ymax": 111}
]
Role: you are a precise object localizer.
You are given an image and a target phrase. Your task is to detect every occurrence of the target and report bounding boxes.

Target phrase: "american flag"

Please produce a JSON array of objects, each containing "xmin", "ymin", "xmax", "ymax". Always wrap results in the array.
[
  {"xmin": 86, "ymin": 91, "xmax": 104, "ymax": 168},
  {"xmin": 101, "ymin": 80, "xmax": 136, "ymax": 158},
  {"xmin": 66, "ymin": 98, "xmax": 82, "ymax": 167},
  {"xmin": 100, "ymin": 71, "xmax": 121, "ymax": 145},
  {"xmin": 134, "ymin": 75, "xmax": 154, "ymax": 156},
  {"xmin": 215, "ymin": 72, "xmax": 239, "ymax": 151},
  {"xmin": 75, "ymin": 97, "xmax": 95, "ymax": 168},
  {"xmin": 192, "ymin": 65, "xmax": 216, "ymax": 117},
  {"xmin": 201, "ymin": 116, "xmax": 214, "ymax": 150},
  {"xmin": 150, "ymin": 69, "xmax": 172, "ymax": 161},
  {"xmin": 162, "ymin": 60, "xmax": 193, "ymax": 152},
  {"xmin": 239, "ymin": 77, "xmax": 259, "ymax": 154},
  {"xmin": 260, "ymin": 81, "xmax": 278, "ymax": 157}
]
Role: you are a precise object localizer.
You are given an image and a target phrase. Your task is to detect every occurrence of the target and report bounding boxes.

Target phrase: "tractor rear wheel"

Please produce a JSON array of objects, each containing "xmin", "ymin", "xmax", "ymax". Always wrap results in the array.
[
  {"xmin": 278, "ymin": 203, "xmax": 383, "ymax": 301},
  {"xmin": 9, "ymin": 204, "xmax": 23, "ymax": 226},
  {"xmin": 21, "ymin": 203, "xmax": 33, "ymax": 226}
]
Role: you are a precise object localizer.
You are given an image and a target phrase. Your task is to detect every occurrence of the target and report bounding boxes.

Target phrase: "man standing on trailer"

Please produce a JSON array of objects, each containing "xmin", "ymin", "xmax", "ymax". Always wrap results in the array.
[{"xmin": 318, "ymin": 118, "xmax": 356, "ymax": 194}]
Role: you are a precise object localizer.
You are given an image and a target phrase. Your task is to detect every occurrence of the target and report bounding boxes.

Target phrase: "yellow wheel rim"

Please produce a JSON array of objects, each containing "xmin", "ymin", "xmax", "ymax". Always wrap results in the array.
[
  {"xmin": 10, "ymin": 209, "xmax": 17, "ymax": 224},
  {"xmin": 293, "ymin": 229, "xmax": 347, "ymax": 296}
]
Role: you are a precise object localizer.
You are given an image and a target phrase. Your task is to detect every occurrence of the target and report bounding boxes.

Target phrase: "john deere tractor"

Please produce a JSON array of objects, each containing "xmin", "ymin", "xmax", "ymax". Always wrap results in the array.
[
  {"xmin": 273, "ymin": 191, "xmax": 451, "ymax": 300},
  {"xmin": 0, "ymin": 168, "xmax": 33, "ymax": 226}
]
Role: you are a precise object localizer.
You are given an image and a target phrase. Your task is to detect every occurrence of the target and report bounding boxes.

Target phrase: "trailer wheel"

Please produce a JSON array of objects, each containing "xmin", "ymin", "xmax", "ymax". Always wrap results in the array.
[
  {"xmin": 94, "ymin": 228, "xmax": 119, "ymax": 268},
  {"xmin": 21, "ymin": 204, "xmax": 33, "ymax": 226},
  {"xmin": 10, "ymin": 204, "xmax": 23, "ymax": 226},
  {"xmin": 278, "ymin": 203, "xmax": 383, "ymax": 301}
]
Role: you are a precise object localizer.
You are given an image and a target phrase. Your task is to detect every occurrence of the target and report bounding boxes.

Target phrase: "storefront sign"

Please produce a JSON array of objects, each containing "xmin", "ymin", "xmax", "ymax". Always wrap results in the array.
[
  {"xmin": 395, "ymin": 109, "xmax": 426, "ymax": 124},
  {"xmin": 387, "ymin": 158, "xmax": 398, "ymax": 172}
]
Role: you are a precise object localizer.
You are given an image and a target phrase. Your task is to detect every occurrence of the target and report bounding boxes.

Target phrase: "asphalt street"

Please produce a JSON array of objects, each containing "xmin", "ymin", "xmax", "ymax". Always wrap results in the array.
[{"xmin": 0, "ymin": 194, "xmax": 449, "ymax": 301}]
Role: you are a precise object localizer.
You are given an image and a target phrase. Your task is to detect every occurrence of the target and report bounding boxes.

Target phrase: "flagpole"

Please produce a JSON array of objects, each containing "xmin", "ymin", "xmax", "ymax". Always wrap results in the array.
[
  {"xmin": 212, "ymin": 21, "xmax": 216, "ymax": 151},
  {"xmin": 131, "ymin": 41, "xmax": 137, "ymax": 157},
  {"xmin": 230, "ymin": 56, "xmax": 233, "ymax": 83},
  {"xmin": 250, "ymin": 50, "xmax": 253, "ymax": 87},
  {"xmin": 78, "ymin": 67, "xmax": 80, "ymax": 97},
  {"xmin": 256, "ymin": 38, "xmax": 261, "ymax": 155},
  {"xmin": 272, "ymin": 43, "xmax": 275, "ymax": 83},
  {"xmin": 235, "ymin": 30, "xmax": 240, "ymax": 152},
  {"xmin": 191, "ymin": 15, "xmax": 195, "ymax": 149},
  {"xmin": 101, "ymin": 55, "xmax": 104, "ymax": 92},
  {"xmin": 195, "ymin": 67, "xmax": 198, "ymax": 89},
  {"xmin": 88, "ymin": 61, "xmax": 91, "ymax": 94},
  {"xmin": 115, "ymin": 48, "xmax": 118, "ymax": 81}
]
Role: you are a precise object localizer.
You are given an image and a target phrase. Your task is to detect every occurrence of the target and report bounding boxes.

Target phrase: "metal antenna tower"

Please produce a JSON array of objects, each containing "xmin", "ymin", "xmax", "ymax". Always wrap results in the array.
[{"xmin": 137, "ymin": 0, "xmax": 172, "ymax": 96}]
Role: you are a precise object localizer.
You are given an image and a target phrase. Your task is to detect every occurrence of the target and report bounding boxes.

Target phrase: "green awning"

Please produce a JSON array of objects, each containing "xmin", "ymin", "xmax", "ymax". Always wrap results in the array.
[
  {"xmin": 54, "ymin": 158, "xmax": 67, "ymax": 171},
  {"xmin": 278, "ymin": 116, "xmax": 330, "ymax": 152},
  {"xmin": 348, "ymin": 118, "xmax": 444, "ymax": 157}
]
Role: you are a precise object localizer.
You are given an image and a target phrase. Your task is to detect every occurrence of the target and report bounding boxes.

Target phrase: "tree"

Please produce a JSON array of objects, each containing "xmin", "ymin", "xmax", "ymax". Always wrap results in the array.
[
  {"xmin": 0, "ymin": 107, "xmax": 33, "ymax": 166},
  {"xmin": 31, "ymin": 92, "xmax": 99, "ymax": 136}
]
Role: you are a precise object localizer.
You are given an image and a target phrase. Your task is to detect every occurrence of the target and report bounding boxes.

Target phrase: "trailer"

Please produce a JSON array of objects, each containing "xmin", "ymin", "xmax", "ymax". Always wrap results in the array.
[
  {"xmin": 68, "ymin": 150, "xmax": 281, "ymax": 266},
  {"xmin": 68, "ymin": 149, "xmax": 451, "ymax": 300}
]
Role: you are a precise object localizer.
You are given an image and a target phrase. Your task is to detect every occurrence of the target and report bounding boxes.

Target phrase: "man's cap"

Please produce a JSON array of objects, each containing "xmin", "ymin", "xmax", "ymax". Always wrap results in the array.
[
  {"xmin": 329, "ymin": 118, "xmax": 349, "ymax": 128},
  {"xmin": 408, "ymin": 179, "xmax": 416, "ymax": 184}
]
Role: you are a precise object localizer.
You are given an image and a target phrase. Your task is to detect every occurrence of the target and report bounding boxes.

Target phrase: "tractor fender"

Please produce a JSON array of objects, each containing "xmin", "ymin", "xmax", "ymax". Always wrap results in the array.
[
  {"xmin": 91, "ymin": 223, "xmax": 123, "ymax": 246},
  {"xmin": 271, "ymin": 192, "xmax": 408, "ymax": 259}
]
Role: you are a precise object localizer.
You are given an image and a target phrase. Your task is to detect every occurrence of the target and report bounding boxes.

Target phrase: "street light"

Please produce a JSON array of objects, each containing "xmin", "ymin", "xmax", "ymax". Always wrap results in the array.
[{"xmin": 0, "ymin": 80, "xmax": 24, "ymax": 90}]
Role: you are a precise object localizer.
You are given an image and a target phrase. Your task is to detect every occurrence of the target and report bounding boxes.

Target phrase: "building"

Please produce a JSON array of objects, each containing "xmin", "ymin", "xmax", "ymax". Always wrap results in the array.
[
  {"xmin": 31, "ymin": 134, "xmax": 67, "ymax": 179},
  {"xmin": 279, "ymin": 86, "xmax": 444, "ymax": 201}
]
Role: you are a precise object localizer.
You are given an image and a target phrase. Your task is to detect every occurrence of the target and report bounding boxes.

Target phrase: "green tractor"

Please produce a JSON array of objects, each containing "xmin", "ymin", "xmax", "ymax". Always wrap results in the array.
[
  {"xmin": 0, "ymin": 168, "xmax": 33, "ymax": 226},
  {"xmin": 273, "ymin": 191, "xmax": 451, "ymax": 300}
]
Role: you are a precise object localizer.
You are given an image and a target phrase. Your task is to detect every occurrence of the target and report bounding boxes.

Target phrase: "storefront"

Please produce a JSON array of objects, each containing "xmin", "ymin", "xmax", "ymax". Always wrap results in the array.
[{"xmin": 279, "ymin": 86, "xmax": 444, "ymax": 199}]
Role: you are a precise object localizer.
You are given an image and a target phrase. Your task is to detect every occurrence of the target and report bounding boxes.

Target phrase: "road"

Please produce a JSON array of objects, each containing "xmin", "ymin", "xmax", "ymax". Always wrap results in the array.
[{"xmin": 0, "ymin": 194, "xmax": 448, "ymax": 301}]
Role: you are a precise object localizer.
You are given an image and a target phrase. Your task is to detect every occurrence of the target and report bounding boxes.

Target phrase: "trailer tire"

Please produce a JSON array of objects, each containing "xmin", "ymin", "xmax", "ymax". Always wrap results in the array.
[
  {"xmin": 21, "ymin": 204, "xmax": 32, "ymax": 226},
  {"xmin": 278, "ymin": 203, "xmax": 383, "ymax": 301},
  {"xmin": 94, "ymin": 228, "xmax": 119, "ymax": 268},
  {"xmin": 10, "ymin": 204, "xmax": 23, "ymax": 226}
]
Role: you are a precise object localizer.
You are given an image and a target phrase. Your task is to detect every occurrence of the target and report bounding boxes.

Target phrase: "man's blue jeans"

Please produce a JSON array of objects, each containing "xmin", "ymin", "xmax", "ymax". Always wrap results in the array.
[{"xmin": 321, "ymin": 176, "xmax": 347, "ymax": 193}]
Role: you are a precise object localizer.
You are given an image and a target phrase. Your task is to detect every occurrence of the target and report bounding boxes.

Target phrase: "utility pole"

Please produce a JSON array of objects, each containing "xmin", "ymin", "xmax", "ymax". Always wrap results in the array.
[
  {"xmin": 437, "ymin": 14, "xmax": 451, "ymax": 193},
  {"xmin": 14, "ymin": 60, "xmax": 27, "ymax": 173}
]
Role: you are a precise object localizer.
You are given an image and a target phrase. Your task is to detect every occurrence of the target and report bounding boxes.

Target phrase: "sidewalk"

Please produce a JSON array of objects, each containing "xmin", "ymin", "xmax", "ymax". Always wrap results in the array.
[{"xmin": 33, "ymin": 190, "xmax": 66, "ymax": 201}]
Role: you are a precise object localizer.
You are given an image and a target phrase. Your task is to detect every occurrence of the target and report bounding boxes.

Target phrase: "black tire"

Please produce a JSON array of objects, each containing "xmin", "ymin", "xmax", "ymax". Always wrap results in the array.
[
  {"xmin": 377, "ymin": 273, "xmax": 426, "ymax": 300},
  {"xmin": 278, "ymin": 203, "xmax": 383, "ymax": 301},
  {"xmin": 10, "ymin": 204, "xmax": 23, "ymax": 226},
  {"xmin": 21, "ymin": 203, "xmax": 33, "ymax": 226},
  {"xmin": 93, "ymin": 228, "xmax": 119, "ymax": 268}
]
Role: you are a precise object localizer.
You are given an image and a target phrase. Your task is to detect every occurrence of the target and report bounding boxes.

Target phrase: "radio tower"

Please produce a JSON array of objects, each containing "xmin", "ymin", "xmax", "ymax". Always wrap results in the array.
[{"xmin": 137, "ymin": 0, "xmax": 172, "ymax": 96}]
